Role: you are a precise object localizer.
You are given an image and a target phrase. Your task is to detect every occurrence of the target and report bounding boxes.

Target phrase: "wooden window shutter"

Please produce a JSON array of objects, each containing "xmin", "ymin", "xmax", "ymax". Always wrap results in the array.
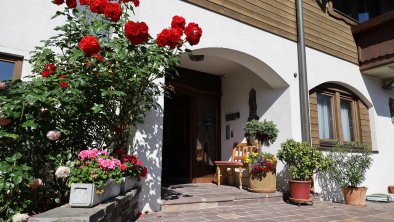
[
  {"xmin": 358, "ymin": 101, "xmax": 372, "ymax": 150},
  {"xmin": 310, "ymin": 92, "xmax": 320, "ymax": 147}
]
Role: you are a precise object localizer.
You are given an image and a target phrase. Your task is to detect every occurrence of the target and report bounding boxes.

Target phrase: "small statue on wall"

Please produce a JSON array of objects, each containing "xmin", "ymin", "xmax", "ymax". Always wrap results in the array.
[
  {"xmin": 248, "ymin": 88, "xmax": 259, "ymax": 121},
  {"xmin": 390, "ymin": 98, "xmax": 394, "ymax": 124}
]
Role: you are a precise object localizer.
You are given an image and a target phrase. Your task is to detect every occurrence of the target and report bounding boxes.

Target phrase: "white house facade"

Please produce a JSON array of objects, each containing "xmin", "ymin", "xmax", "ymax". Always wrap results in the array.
[{"xmin": 1, "ymin": 0, "xmax": 394, "ymax": 212}]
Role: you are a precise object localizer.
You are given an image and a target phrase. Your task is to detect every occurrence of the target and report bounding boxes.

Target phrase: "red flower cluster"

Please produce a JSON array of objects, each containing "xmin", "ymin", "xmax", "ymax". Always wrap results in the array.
[
  {"xmin": 171, "ymin": 16, "xmax": 186, "ymax": 30},
  {"xmin": 122, "ymin": 155, "xmax": 137, "ymax": 164},
  {"xmin": 104, "ymin": 2, "xmax": 122, "ymax": 22},
  {"xmin": 184, "ymin": 23, "xmax": 202, "ymax": 46},
  {"xmin": 59, "ymin": 82, "xmax": 69, "ymax": 88},
  {"xmin": 156, "ymin": 28, "xmax": 183, "ymax": 49},
  {"xmin": 79, "ymin": 36, "xmax": 101, "ymax": 55},
  {"xmin": 90, "ymin": 0, "xmax": 108, "ymax": 14},
  {"xmin": 66, "ymin": 0, "xmax": 77, "ymax": 8},
  {"xmin": 92, "ymin": 53, "xmax": 104, "ymax": 62},
  {"xmin": 124, "ymin": 21, "xmax": 149, "ymax": 45},
  {"xmin": 120, "ymin": 0, "xmax": 139, "ymax": 7},
  {"xmin": 156, "ymin": 16, "xmax": 202, "ymax": 48},
  {"xmin": 140, "ymin": 167, "xmax": 147, "ymax": 177},
  {"xmin": 53, "ymin": 0, "xmax": 64, "ymax": 5},
  {"xmin": 41, "ymin": 64, "xmax": 56, "ymax": 77},
  {"xmin": 80, "ymin": 0, "xmax": 92, "ymax": 5}
]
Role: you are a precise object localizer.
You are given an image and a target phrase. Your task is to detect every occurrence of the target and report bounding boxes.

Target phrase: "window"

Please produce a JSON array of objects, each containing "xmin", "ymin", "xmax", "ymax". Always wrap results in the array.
[
  {"xmin": 310, "ymin": 84, "xmax": 372, "ymax": 149},
  {"xmin": 331, "ymin": 0, "xmax": 394, "ymax": 23},
  {"xmin": 0, "ymin": 53, "xmax": 23, "ymax": 82}
]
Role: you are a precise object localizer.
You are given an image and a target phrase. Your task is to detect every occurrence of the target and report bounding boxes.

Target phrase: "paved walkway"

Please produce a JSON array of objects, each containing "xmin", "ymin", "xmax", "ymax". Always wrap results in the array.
[
  {"xmin": 137, "ymin": 184, "xmax": 394, "ymax": 222},
  {"xmin": 138, "ymin": 199, "xmax": 394, "ymax": 222}
]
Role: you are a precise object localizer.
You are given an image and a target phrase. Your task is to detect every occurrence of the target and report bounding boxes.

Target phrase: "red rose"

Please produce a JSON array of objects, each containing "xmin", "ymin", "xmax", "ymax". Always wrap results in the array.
[
  {"xmin": 53, "ymin": 0, "xmax": 64, "ymax": 5},
  {"xmin": 140, "ymin": 167, "xmax": 147, "ymax": 177},
  {"xmin": 137, "ymin": 160, "xmax": 142, "ymax": 166},
  {"xmin": 171, "ymin": 16, "xmax": 186, "ymax": 30},
  {"xmin": 41, "ymin": 64, "xmax": 56, "ymax": 77},
  {"xmin": 120, "ymin": 164, "xmax": 127, "ymax": 171},
  {"xmin": 90, "ymin": 0, "xmax": 108, "ymax": 14},
  {"xmin": 79, "ymin": 36, "xmax": 100, "ymax": 55},
  {"xmin": 124, "ymin": 21, "xmax": 149, "ymax": 45},
  {"xmin": 115, "ymin": 149, "xmax": 125, "ymax": 156},
  {"xmin": 59, "ymin": 74, "xmax": 65, "ymax": 79},
  {"xmin": 133, "ymin": 0, "xmax": 139, "ymax": 7},
  {"xmin": 66, "ymin": 0, "xmax": 77, "ymax": 8},
  {"xmin": 80, "ymin": 0, "xmax": 92, "ymax": 5},
  {"xmin": 92, "ymin": 53, "xmax": 104, "ymax": 62},
  {"xmin": 59, "ymin": 82, "xmax": 69, "ymax": 88},
  {"xmin": 104, "ymin": 2, "xmax": 122, "ymax": 22},
  {"xmin": 184, "ymin": 23, "xmax": 202, "ymax": 45},
  {"xmin": 156, "ymin": 28, "xmax": 183, "ymax": 49}
]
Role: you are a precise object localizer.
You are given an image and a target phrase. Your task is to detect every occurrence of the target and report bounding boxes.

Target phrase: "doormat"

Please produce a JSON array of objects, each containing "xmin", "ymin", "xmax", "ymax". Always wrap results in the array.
[{"xmin": 366, "ymin": 193, "xmax": 394, "ymax": 202}]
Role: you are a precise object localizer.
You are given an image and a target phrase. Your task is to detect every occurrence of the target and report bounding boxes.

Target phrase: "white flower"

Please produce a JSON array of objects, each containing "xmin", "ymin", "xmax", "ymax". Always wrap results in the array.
[
  {"xmin": 0, "ymin": 81, "xmax": 6, "ymax": 89},
  {"xmin": 55, "ymin": 166, "xmax": 70, "ymax": 179},
  {"xmin": 46, "ymin": 130, "xmax": 61, "ymax": 141},
  {"xmin": 12, "ymin": 213, "xmax": 30, "ymax": 222}
]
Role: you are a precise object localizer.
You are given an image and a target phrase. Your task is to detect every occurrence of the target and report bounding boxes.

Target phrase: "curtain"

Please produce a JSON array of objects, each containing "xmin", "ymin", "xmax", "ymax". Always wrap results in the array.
[
  {"xmin": 341, "ymin": 100, "xmax": 353, "ymax": 141},
  {"xmin": 317, "ymin": 94, "xmax": 333, "ymax": 139}
]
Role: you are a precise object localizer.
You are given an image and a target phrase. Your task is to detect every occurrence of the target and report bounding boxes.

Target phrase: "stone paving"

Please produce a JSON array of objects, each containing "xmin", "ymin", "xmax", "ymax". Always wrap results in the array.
[
  {"xmin": 138, "ymin": 199, "xmax": 394, "ymax": 222},
  {"xmin": 137, "ymin": 184, "xmax": 394, "ymax": 222}
]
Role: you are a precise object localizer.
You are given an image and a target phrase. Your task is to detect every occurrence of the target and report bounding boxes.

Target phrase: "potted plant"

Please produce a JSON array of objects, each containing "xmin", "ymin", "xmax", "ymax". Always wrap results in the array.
[
  {"xmin": 67, "ymin": 148, "xmax": 123, "ymax": 207},
  {"xmin": 244, "ymin": 152, "xmax": 277, "ymax": 193},
  {"xmin": 114, "ymin": 149, "xmax": 148, "ymax": 193},
  {"xmin": 277, "ymin": 139, "xmax": 330, "ymax": 203},
  {"xmin": 326, "ymin": 142, "xmax": 373, "ymax": 206},
  {"xmin": 243, "ymin": 119, "xmax": 278, "ymax": 147}
]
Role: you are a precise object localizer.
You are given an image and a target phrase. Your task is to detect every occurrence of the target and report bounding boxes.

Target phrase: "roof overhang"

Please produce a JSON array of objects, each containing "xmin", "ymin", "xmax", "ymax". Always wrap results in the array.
[{"xmin": 352, "ymin": 10, "xmax": 394, "ymax": 79}]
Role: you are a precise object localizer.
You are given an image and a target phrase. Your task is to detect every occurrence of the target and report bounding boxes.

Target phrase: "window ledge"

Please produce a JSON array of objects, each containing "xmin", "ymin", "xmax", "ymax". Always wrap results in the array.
[
  {"xmin": 318, "ymin": 146, "xmax": 379, "ymax": 154},
  {"xmin": 327, "ymin": 1, "xmax": 359, "ymax": 26}
]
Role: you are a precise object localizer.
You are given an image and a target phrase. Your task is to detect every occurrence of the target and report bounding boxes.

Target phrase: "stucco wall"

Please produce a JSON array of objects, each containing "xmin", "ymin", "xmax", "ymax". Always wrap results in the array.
[{"xmin": 306, "ymin": 46, "xmax": 394, "ymax": 198}]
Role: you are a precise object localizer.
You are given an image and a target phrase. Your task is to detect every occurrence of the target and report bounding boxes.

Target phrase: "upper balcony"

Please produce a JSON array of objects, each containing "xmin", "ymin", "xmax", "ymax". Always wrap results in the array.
[{"xmin": 351, "ymin": 10, "xmax": 394, "ymax": 80}]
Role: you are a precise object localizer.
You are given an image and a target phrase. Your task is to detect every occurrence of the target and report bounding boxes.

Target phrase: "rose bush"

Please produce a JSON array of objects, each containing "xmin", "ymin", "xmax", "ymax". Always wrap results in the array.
[{"xmin": 0, "ymin": 0, "xmax": 202, "ymax": 218}]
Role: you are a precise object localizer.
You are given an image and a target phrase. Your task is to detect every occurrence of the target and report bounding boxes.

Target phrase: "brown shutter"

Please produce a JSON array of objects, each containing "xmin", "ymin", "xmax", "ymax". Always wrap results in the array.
[
  {"xmin": 310, "ymin": 92, "xmax": 320, "ymax": 147},
  {"xmin": 358, "ymin": 101, "xmax": 372, "ymax": 150}
]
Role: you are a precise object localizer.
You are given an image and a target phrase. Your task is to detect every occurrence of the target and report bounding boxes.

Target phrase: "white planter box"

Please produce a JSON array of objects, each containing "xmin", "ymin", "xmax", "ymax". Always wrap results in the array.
[
  {"xmin": 69, "ymin": 179, "xmax": 121, "ymax": 207},
  {"xmin": 120, "ymin": 177, "xmax": 138, "ymax": 193}
]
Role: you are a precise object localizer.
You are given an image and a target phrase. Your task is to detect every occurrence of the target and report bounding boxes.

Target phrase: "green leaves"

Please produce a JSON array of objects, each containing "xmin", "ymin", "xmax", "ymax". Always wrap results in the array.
[
  {"xmin": 325, "ymin": 143, "xmax": 373, "ymax": 187},
  {"xmin": 277, "ymin": 139, "xmax": 330, "ymax": 181}
]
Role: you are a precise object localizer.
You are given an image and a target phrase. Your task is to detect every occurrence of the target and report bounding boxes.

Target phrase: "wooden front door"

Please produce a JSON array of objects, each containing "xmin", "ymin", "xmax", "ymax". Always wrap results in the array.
[{"xmin": 162, "ymin": 68, "xmax": 221, "ymax": 184}]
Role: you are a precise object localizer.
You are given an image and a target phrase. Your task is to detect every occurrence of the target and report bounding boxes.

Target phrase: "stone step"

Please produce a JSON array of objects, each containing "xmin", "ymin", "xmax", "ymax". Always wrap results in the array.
[{"xmin": 161, "ymin": 190, "xmax": 283, "ymax": 212}]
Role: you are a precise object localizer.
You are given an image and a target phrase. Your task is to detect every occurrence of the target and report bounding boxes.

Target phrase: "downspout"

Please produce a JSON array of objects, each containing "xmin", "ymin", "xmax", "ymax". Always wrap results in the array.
[{"xmin": 296, "ymin": 0, "xmax": 311, "ymax": 142}]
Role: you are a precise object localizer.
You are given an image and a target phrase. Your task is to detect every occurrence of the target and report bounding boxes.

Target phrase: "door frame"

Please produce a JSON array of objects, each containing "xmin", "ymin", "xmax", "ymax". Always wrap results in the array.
[{"xmin": 166, "ymin": 81, "xmax": 221, "ymax": 183}]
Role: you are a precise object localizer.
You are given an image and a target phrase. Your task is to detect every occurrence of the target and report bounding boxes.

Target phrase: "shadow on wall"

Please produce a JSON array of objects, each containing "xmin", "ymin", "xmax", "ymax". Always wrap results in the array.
[
  {"xmin": 276, "ymin": 164, "xmax": 290, "ymax": 192},
  {"xmin": 316, "ymin": 172, "xmax": 344, "ymax": 203},
  {"xmin": 315, "ymin": 0, "xmax": 328, "ymax": 12},
  {"xmin": 362, "ymin": 75, "xmax": 391, "ymax": 118},
  {"xmin": 134, "ymin": 105, "xmax": 164, "ymax": 212}
]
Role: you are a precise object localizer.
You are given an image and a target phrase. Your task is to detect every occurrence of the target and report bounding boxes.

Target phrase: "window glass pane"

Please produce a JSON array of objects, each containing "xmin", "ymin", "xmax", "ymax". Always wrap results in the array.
[
  {"xmin": 0, "ymin": 60, "xmax": 15, "ymax": 81},
  {"xmin": 317, "ymin": 94, "xmax": 334, "ymax": 140},
  {"xmin": 340, "ymin": 100, "xmax": 354, "ymax": 141}
]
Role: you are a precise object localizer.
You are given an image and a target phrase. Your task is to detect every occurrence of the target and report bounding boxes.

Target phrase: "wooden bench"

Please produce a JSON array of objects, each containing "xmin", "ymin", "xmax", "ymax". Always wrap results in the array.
[{"xmin": 214, "ymin": 143, "xmax": 258, "ymax": 189}]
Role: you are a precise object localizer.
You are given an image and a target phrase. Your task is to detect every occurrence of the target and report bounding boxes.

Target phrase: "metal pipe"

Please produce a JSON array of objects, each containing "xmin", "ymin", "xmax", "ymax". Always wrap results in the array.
[{"xmin": 296, "ymin": 0, "xmax": 311, "ymax": 142}]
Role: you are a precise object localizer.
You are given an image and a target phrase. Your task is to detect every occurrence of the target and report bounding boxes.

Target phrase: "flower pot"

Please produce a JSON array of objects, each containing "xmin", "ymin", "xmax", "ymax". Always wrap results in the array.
[
  {"xmin": 120, "ymin": 176, "xmax": 138, "ymax": 193},
  {"xmin": 388, "ymin": 185, "xmax": 394, "ymax": 194},
  {"xmin": 69, "ymin": 179, "xmax": 121, "ymax": 207},
  {"xmin": 288, "ymin": 180, "xmax": 311, "ymax": 201},
  {"xmin": 342, "ymin": 187, "xmax": 367, "ymax": 206},
  {"xmin": 248, "ymin": 171, "xmax": 276, "ymax": 193},
  {"xmin": 0, "ymin": 118, "xmax": 11, "ymax": 126}
]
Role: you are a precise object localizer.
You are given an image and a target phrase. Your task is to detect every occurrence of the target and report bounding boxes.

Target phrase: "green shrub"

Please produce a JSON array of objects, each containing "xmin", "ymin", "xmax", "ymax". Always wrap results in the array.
[
  {"xmin": 277, "ymin": 139, "xmax": 330, "ymax": 181},
  {"xmin": 243, "ymin": 119, "xmax": 278, "ymax": 146},
  {"xmin": 325, "ymin": 142, "xmax": 373, "ymax": 188}
]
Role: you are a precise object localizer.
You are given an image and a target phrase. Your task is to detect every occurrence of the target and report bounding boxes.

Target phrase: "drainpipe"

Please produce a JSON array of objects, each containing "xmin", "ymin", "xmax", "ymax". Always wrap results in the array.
[{"xmin": 296, "ymin": 0, "xmax": 311, "ymax": 142}]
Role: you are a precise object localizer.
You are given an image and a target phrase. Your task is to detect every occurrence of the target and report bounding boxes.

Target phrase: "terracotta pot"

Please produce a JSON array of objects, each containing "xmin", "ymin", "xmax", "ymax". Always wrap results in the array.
[
  {"xmin": 388, "ymin": 185, "xmax": 394, "ymax": 194},
  {"xmin": 342, "ymin": 187, "xmax": 367, "ymax": 206},
  {"xmin": 289, "ymin": 180, "xmax": 311, "ymax": 200},
  {"xmin": 248, "ymin": 171, "xmax": 276, "ymax": 193}
]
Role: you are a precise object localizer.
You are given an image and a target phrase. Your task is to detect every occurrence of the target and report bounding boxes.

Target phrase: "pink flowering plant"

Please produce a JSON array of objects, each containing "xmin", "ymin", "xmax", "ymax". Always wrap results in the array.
[{"xmin": 67, "ymin": 148, "xmax": 123, "ymax": 188}]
